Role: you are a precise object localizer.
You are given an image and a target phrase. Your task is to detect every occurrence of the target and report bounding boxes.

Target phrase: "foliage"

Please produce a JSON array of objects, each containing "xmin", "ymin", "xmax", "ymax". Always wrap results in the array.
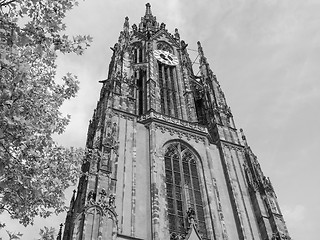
[
  {"xmin": 5, "ymin": 230, "xmax": 22, "ymax": 240},
  {"xmin": 0, "ymin": 0, "xmax": 91, "ymax": 226},
  {"xmin": 38, "ymin": 226, "xmax": 55, "ymax": 240}
]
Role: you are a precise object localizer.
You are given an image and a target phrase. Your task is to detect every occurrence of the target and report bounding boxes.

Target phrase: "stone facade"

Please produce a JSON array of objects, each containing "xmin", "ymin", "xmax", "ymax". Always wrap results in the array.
[{"xmin": 61, "ymin": 3, "xmax": 291, "ymax": 240}]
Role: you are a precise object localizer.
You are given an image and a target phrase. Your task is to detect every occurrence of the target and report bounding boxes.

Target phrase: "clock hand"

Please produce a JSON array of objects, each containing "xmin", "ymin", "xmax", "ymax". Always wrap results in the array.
[{"xmin": 160, "ymin": 53, "xmax": 168, "ymax": 61}]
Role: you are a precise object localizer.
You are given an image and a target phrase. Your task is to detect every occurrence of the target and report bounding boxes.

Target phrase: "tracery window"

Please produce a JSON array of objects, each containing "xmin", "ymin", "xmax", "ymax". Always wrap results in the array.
[
  {"xmin": 158, "ymin": 63, "xmax": 178, "ymax": 117},
  {"xmin": 134, "ymin": 68, "xmax": 146, "ymax": 115},
  {"xmin": 164, "ymin": 142, "xmax": 208, "ymax": 239},
  {"xmin": 157, "ymin": 41, "xmax": 173, "ymax": 53},
  {"xmin": 132, "ymin": 42, "xmax": 143, "ymax": 63}
]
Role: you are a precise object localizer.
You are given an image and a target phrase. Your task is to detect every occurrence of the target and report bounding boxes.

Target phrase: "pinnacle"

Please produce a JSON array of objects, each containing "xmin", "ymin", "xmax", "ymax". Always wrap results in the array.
[{"xmin": 145, "ymin": 2, "xmax": 152, "ymax": 16}]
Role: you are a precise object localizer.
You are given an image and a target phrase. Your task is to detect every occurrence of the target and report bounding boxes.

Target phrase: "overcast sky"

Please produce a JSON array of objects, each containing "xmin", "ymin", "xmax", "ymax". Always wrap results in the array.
[{"xmin": 2, "ymin": 0, "xmax": 320, "ymax": 239}]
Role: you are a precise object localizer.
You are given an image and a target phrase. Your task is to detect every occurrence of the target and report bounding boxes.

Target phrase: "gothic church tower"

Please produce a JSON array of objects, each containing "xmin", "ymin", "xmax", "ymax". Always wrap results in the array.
[{"xmin": 62, "ymin": 3, "xmax": 291, "ymax": 240}]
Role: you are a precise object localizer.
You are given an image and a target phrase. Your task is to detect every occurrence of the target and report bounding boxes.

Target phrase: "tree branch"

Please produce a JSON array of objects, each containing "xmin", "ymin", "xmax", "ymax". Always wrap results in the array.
[
  {"xmin": 0, "ymin": 0, "xmax": 18, "ymax": 7},
  {"xmin": 0, "ymin": 205, "xmax": 13, "ymax": 217}
]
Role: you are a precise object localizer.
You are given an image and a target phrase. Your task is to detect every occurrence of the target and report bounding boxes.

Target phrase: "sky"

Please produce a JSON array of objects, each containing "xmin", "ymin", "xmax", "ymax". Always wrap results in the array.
[{"xmin": 2, "ymin": 0, "xmax": 320, "ymax": 239}]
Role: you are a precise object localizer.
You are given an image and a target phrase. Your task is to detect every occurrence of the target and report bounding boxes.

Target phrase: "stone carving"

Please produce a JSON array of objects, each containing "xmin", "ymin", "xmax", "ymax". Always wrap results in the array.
[
  {"xmin": 221, "ymin": 141, "xmax": 244, "ymax": 152},
  {"xmin": 157, "ymin": 41, "xmax": 173, "ymax": 53},
  {"xmin": 113, "ymin": 110, "xmax": 135, "ymax": 121},
  {"xmin": 263, "ymin": 176, "xmax": 274, "ymax": 192},
  {"xmin": 98, "ymin": 188, "xmax": 107, "ymax": 202},
  {"xmin": 244, "ymin": 164, "xmax": 258, "ymax": 192},
  {"xmin": 170, "ymin": 233, "xmax": 185, "ymax": 240},
  {"xmin": 271, "ymin": 232, "xmax": 291, "ymax": 240},
  {"xmin": 155, "ymin": 123, "xmax": 206, "ymax": 143},
  {"xmin": 86, "ymin": 188, "xmax": 117, "ymax": 215},
  {"xmin": 132, "ymin": 64, "xmax": 148, "ymax": 71},
  {"xmin": 108, "ymin": 194, "xmax": 115, "ymax": 207},
  {"xmin": 187, "ymin": 207, "xmax": 196, "ymax": 223},
  {"xmin": 87, "ymin": 190, "xmax": 96, "ymax": 204},
  {"xmin": 174, "ymin": 28, "xmax": 180, "ymax": 39},
  {"xmin": 138, "ymin": 111, "xmax": 208, "ymax": 134},
  {"xmin": 160, "ymin": 22, "xmax": 166, "ymax": 30}
]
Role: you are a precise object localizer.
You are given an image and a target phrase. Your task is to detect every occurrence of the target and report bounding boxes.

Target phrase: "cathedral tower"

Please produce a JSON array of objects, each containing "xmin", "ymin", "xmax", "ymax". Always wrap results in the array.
[{"xmin": 62, "ymin": 3, "xmax": 291, "ymax": 240}]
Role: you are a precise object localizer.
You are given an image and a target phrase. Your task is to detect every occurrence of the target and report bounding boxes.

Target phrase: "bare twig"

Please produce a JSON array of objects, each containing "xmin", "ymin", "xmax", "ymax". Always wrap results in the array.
[{"xmin": 0, "ymin": 205, "xmax": 13, "ymax": 217}]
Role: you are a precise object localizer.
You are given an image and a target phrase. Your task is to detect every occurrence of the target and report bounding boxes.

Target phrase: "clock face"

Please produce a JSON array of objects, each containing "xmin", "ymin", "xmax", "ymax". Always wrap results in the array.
[{"xmin": 153, "ymin": 50, "xmax": 179, "ymax": 66}]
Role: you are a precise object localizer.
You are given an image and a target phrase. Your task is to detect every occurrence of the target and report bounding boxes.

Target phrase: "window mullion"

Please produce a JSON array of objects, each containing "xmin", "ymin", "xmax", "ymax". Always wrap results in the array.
[
  {"xmin": 188, "ymin": 158, "xmax": 196, "ymax": 211},
  {"xmin": 178, "ymin": 143, "xmax": 188, "ymax": 235},
  {"xmin": 169, "ymin": 152, "xmax": 177, "ymax": 233}
]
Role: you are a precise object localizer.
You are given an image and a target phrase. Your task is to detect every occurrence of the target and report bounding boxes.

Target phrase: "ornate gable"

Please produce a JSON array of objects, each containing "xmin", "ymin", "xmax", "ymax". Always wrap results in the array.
[
  {"xmin": 185, "ymin": 224, "xmax": 203, "ymax": 240},
  {"xmin": 151, "ymin": 29, "xmax": 180, "ymax": 48}
]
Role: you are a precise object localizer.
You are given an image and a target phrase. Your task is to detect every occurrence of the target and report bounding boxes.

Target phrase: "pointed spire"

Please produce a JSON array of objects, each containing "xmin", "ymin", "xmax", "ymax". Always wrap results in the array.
[
  {"xmin": 197, "ymin": 41, "xmax": 208, "ymax": 65},
  {"xmin": 145, "ymin": 3, "xmax": 152, "ymax": 16},
  {"xmin": 56, "ymin": 223, "xmax": 63, "ymax": 240},
  {"xmin": 139, "ymin": 3, "xmax": 158, "ymax": 32},
  {"xmin": 69, "ymin": 189, "xmax": 76, "ymax": 209}
]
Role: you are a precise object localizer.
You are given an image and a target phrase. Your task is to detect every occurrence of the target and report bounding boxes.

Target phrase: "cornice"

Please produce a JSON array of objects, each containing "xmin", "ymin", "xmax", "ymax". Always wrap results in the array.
[
  {"xmin": 138, "ymin": 110, "xmax": 208, "ymax": 136},
  {"xmin": 117, "ymin": 234, "xmax": 144, "ymax": 240},
  {"xmin": 112, "ymin": 108, "xmax": 137, "ymax": 120},
  {"xmin": 219, "ymin": 139, "xmax": 245, "ymax": 151}
]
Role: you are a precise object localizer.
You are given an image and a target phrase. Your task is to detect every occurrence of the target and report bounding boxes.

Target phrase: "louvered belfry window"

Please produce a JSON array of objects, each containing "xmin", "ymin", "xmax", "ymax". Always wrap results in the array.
[
  {"xmin": 164, "ymin": 142, "xmax": 208, "ymax": 239},
  {"xmin": 158, "ymin": 63, "xmax": 178, "ymax": 118}
]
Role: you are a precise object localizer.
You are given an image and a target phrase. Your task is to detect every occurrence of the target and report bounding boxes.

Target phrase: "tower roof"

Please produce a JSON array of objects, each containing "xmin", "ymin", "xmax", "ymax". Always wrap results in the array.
[{"xmin": 138, "ymin": 3, "xmax": 158, "ymax": 32}]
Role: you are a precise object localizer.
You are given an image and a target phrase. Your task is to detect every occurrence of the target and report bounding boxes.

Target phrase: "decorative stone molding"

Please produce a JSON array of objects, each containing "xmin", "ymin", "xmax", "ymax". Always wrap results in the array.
[
  {"xmin": 113, "ymin": 108, "xmax": 135, "ymax": 121},
  {"xmin": 221, "ymin": 141, "xmax": 245, "ymax": 153},
  {"xmin": 170, "ymin": 233, "xmax": 185, "ymax": 240},
  {"xmin": 157, "ymin": 41, "xmax": 173, "ymax": 53},
  {"xmin": 132, "ymin": 64, "xmax": 148, "ymax": 71},
  {"xmin": 155, "ymin": 123, "xmax": 206, "ymax": 143},
  {"xmin": 138, "ymin": 111, "xmax": 208, "ymax": 134},
  {"xmin": 86, "ymin": 189, "xmax": 117, "ymax": 216}
]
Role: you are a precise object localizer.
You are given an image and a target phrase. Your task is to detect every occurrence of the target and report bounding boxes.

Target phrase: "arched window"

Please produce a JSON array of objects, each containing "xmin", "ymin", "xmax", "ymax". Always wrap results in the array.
[
  {"xmin": 164, "ymin": 142, "xmax": 208, "ymax": 239},
  {"xmin": 158, "ymin": 63, "xmax": 178, "ymax": 117},
  {"xmin": 157, "ymin": 41, "xmax": 173, "ymax": 53},
  {"xmin": 132, "ymin": 42, "xmax": 143, "ymax": 64},
  {"xmin": 157, "ymin": 41, "xmax": 179, "ymax": 118},
  {"xmin": 134, "ymin": 68, "xmax": 146, "ymax": 115}
]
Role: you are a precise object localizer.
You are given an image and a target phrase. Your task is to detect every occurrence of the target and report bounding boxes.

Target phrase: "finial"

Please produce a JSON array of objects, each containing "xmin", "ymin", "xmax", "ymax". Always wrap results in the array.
[
  {"xmin": 187, "ymin": 207, "xmax": 196, "ymax": 225},
  {"xmin": 160, "ymin": 22, "xmax": 166, "ymax": 30},
  {"xmin": 180, "ymin": 40, "xmax": 188, "ymax": 50},
  {"xmin": 197, "ymin": 41, "xmax": 204, "ymax": 55},
  {"xmin": 145, "ymin": 3, "xmax": 152, "ymax": 16},
  {"xmin": 174, "ymin": 28, "xmax": 180, "ymax": 39},
  {"xmin": 132, "ymin": 23, "xmax": 137, "ymax": 31},
  {"xmin": 123, "ymin": 16, "xmax": 129, "ymax": 32}
]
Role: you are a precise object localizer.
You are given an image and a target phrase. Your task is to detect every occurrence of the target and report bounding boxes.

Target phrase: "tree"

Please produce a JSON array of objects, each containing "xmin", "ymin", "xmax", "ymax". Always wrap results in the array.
[
  {"xmin": 38, "ymin": 226, "xmax": 56, "ymax": 240},
  {"xmin": 0, "ymin": 0, "xmax": 92, "ymax": 226},
  {"xmin": 4, "ymin": 230, "xmax": 22, "ymax": 240}
]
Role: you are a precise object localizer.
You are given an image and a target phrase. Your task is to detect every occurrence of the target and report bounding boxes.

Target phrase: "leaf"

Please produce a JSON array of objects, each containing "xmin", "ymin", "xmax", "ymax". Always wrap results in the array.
[
  {"xmin": 4, "ymin": 100, "xmax": 13, "ymax": 106},
  {"xmin": 0, "ymin": 0, "xmax": 89, "ymax": 227}
]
